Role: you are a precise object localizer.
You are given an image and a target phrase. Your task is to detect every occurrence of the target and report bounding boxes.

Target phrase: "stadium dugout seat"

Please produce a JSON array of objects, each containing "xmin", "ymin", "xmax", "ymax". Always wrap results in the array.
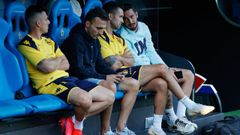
[
  {"xmin": 0, "ymin": 18, "xmax": 33, "ymax": 119},
  {"xmin": 4, "ymin": 2, "xmax": 29, "ymax": 89},
  {"xmin": 3, "ymin": 2, "xmax": 68, "ymax": 118},
  {"xmin": 48, "ymin": 0, "xmax": 81, "ymax": 46},
  {"xmin": 81, "ymin": 0, "xmax": 102, "ymax": 20}
]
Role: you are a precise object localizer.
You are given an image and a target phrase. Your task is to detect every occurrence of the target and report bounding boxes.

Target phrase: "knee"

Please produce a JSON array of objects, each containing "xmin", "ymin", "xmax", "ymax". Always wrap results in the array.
[
  {"xmin": 127, "ymin": 79, "xmax": 140, "ymax": 94},
  {"xmin": 156, "ymin": 64, "xmax": 169, "ymax": 77},
  {"xmin": 184, "ymin": 70, "xmax": 194, "ymax": 82},
  {"xmin": 76, "ymin": 93, "xmax": 92, "ymax": 110},
  {"xmin": 155, "ymin": 79, "xmax": 168, "ymax": 93},
  {"xmin": 106, "ymin": 89, "xmax": 115, "ymax": 105},
  {"xmin": 101, "ymin": 80, "xmax": 117, "ymax": 94}
]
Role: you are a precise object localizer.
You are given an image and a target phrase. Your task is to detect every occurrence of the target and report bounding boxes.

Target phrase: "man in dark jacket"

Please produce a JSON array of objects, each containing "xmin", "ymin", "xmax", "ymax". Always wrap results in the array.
[{"xmin": 61, "ymin": 8, "xmax": 140, "ymax": 135}]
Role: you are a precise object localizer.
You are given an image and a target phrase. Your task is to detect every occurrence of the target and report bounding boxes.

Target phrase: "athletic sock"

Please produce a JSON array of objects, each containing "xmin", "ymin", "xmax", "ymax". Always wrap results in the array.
[
  {"xmin": 153, "ymin": 114, "xmax": 163, "ymax": 130},
  {"xmin": 72, "ymin": 115, "xmax": 83, "ymax": 130},
  {"xmin": 176, "ymin": 101, "xmax": 187, "ymax": 118},
  {"xmin": 165, "ymin": 107, "xmax": 178, "ymax": 125},
  {"xmin": 180, "ymin": 96, "xmax": 196, "ymax": 110}
]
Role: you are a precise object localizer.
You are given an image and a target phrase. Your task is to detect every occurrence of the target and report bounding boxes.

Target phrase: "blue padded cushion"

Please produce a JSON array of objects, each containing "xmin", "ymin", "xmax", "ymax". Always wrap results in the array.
[
  {"xmin": 0, "ymin": 18, "xmax": 33, "ymax": 119},
  {"xmin": 82, "ymin": 0, "xmax": 102, "ymax": 20},
  {"xmin": 4, "ymin": 2, "xmax": 29, "ymax": 90},
  {"xmin": 0, "ymin": 55, "xmax": 14, "ymax": 101},
  {"xmin": 49, "ymin": 0, "xmax": 81, "ymax": 46},
  {"xmin": 0, "ymin": 18, "xmax": 16, "ymax": 100},
  {"xmin": 0, "ymin": 100, "xmax": 33, "ymax": 119},
  {"xmin": 137, "ymin": 92, "xmax": 151, "ymax": 97},
  {"xmin": 115, "ymin": 91, "xmax": 124, "ymax": 100},
  {"xmin": 21, "ymin": 94, "xmax": 68, "ymax": 113},
  {"xmin": 0, "ymin": 17, "xmax": 23, "ymax": 94}
]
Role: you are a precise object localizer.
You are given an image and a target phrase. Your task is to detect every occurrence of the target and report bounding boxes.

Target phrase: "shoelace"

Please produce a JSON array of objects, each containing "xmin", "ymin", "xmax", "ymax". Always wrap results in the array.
[{"xmin": 175, "ymin": 119, "xmax": 188, "ymax": 128}]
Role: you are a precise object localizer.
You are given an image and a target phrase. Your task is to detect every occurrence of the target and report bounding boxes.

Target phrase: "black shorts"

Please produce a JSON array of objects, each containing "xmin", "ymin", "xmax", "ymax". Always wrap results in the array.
[
  {"xmin": 116, "ymin": 66, "xmax": 143, "ymax": 80},
  {"xmin": 42, "ymin": 76, "xmax": 97, "ymax": 103}
]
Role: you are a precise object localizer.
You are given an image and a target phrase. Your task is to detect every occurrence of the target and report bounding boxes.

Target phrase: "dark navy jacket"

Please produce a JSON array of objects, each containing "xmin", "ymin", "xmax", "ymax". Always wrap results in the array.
[{"xmin": 61, "ymin": 23, "xmax": 116, "ymax": 79}]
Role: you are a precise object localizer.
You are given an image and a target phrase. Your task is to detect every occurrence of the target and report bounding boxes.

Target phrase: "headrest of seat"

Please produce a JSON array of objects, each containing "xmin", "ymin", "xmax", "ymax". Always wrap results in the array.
[
  {"xmin": 49, "ymin": 0, "xmax": 81, "ymax": 46},
  {"xmin": 82, "ymin": 0, "xmax": 103, "ymax": 20},
  {"xmin": 4, "ymin": 2, "xmax": 28, "ymax": 47},
  {"xmin": 51, "ymin": 0, "xmax": 73, "ymax": 19}
]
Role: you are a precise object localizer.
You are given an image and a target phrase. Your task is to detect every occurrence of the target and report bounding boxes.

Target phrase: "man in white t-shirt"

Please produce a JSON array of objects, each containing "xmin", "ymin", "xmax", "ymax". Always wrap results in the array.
[{"xmin": 117, "ymin": 3, "xmax": 210, "ymax": 135}]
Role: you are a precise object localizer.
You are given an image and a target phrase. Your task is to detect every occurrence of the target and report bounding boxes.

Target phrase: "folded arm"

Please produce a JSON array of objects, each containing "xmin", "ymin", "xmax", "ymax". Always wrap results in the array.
[{"xmin": 37, "ymin": 55, "xmax": 69, "ymax": 73}]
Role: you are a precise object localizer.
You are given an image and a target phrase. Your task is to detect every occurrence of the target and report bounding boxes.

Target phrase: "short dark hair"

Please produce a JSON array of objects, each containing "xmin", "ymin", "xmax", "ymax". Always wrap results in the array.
[
  {"xmin": 121, "ymin": 3, "xmax": 137, "ymax": 12},
  {"xmin": 84, "ymin": 7, "xmax": 108, "ymax": 23},
  {"xmin": 103, "ymin": 1, "xmax": 121, "ymax": 14},
  {"xmin": 25, "ymin": 5, "xmax": 46, "ymax": 26}
]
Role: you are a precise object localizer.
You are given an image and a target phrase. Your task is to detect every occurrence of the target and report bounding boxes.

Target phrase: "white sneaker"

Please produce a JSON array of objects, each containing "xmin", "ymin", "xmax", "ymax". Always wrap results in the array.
[
  {"xmin": 104, "ymin": 129, "xmax": 116, "ymax": 135},
  {"xmin": 168, "ymin": 118, "xmax": 196, "ymax": 134},
  {"xmin": 187, "ymin": 104, "xmax": 215, "ymax": 116},
  {"xmin": 148, "ymin": 126, "xmax": 166, "ymax": 135},
  {"xmin": 116, "ymin": 127, "xmax": 135, "ymax": 135},
  {"xmin": 180, "ymin": 117, "xmax": 198, "ymax": 130}
]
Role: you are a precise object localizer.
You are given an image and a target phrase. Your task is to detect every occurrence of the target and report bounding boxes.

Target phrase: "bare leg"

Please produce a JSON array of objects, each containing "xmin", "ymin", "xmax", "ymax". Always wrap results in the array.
[
  {"xmin": 68, "ymin": 87, "xmax": 93, "ymax": 122},
  {"xmin": 99, "ymin": 80, "xmax": 116, "ymax": 134},
  {"xmin": 141, "ymin": 78, "xmax": 168, "ymax": 115},
  {"xmin": 116, "ymin": 77, "xmax": 139, "ymax": 131},
  {"xmin": 140, "ymin": 64, "xmax": 214, "ymax": 115},
  {"xmin": 173, "ymin": 68, "xmax": 194, "ymax": 97},
  {"xmin": 142, "ymin": 78, "xmax": 168, "ymax": 134},
  {"xmin": 140, "ymin": 64, "xmax": 186, "ymax": 99},
  {"xmin": 173, "ymin": 68, "xmax": 194, "ymax": 117},
  {"xmin": 87, "ymin": 86, "xmax": 115, "ymax": 117}
]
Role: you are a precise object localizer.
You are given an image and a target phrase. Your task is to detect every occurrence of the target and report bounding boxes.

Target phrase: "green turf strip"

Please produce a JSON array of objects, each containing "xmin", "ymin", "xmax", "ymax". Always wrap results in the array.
[{"xmin": 224, "ymin": 109, "xmax": 240, "ymax": 116}]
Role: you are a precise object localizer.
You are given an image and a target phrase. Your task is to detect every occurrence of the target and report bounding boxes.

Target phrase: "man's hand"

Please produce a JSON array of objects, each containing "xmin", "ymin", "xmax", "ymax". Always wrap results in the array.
[
  {"xmin": 106, "ymin": 74, "xmax": 125, "ymax": 83},
  {"xmin": 122, "ymin": 48, "xmax": 132, "ymax": 58}
]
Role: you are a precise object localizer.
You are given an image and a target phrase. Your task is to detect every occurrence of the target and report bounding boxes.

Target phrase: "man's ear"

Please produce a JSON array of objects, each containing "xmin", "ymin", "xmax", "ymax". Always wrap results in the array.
[
  {"xmin": 135, "ymin": 11, "xmax": 138, "ymax": 18},
  {"xmin": 85, "ymin": 21, "xmax": 90, "ymax": 27},
  {"xmin": 35, "ymin": 20, "xmax": 41, "ymax": 28},
  {"xmin": 109, "ymin": 13, "xmax": 113, "ymax": 20}
]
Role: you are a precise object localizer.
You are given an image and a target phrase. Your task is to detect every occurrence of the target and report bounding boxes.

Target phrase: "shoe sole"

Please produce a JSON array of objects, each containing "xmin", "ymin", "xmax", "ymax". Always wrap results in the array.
[
  {"xmin": 148, "ymin": 130, "xmax": 156, "ymax": 135},
  {"xmin": 188, "ymin": 106, "xmax": 215, "ymax": 116},
  {"xmin": 201, "ymin": 106, "xmax": 215, "ymax": 115},
  {"xmin": 148, "ymin": 129, "xmax": 166, "ymax": 135},
  {"xmin": 168, "ymin": 127, "xmax": 196, "ymax": 135}
]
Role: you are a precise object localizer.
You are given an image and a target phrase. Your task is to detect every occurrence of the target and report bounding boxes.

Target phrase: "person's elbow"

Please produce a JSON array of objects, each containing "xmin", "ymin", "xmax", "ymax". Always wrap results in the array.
[
  {"xmin": 62, "ymin": 62, "xmax": 70, "ymax": 70},
  {"xmin": 37, "ymin": 61, "xmax": 57, "ymax": 73},
  {"xmin": 39, "ymin": 65, "xmax": 57, "ymax": 73}
]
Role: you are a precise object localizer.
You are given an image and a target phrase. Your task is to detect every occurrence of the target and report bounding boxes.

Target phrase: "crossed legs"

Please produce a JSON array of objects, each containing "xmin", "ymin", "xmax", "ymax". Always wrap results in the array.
[{"xmin": 69, "ymin": 84, "xmax": 115, "ymax": 133}]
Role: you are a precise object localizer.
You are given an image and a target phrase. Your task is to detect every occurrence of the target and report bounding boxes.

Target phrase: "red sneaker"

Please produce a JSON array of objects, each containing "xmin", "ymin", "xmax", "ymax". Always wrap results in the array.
[
  {"xmin": 59, "ymin": 117, "xmax": 74, "ymax": 135},
  {"xmin": 72, "ymin": 128, "xmax": 83, "ymax": 135}
]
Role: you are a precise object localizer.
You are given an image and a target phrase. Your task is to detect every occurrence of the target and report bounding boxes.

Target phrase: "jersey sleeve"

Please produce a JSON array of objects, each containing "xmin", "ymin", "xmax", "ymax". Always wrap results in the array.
[
  {"xmin": 98, "ymin": 37, "xmax": 115, "ymax": 59},
  {"xmin": 18, "ymin": 40, "xmax": 46, "ymax": 66}
]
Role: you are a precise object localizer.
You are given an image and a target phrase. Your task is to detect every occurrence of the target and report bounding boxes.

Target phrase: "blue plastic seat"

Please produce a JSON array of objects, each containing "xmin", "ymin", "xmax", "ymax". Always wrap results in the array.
[
  {"xmin": 4, "ymin": 2, "xmax": 29, "ymax": 90},
  {"xmin": 4, "ymin": 2, "xmax": 68, "ymax": 116},
  {"xmin": 115, "ymin": 91, "xmax": 124, "ymax": 100},
  {"xmin": 48, "ymin": 0, "xmax": 81, "ymax": 46},
  {"xmin": 0, "ymin": 18, "xmax": 32, "ymax": 119},
  {"xmin": 81, "ymin": 0, "xmax": 102, "ymax": 20}
]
